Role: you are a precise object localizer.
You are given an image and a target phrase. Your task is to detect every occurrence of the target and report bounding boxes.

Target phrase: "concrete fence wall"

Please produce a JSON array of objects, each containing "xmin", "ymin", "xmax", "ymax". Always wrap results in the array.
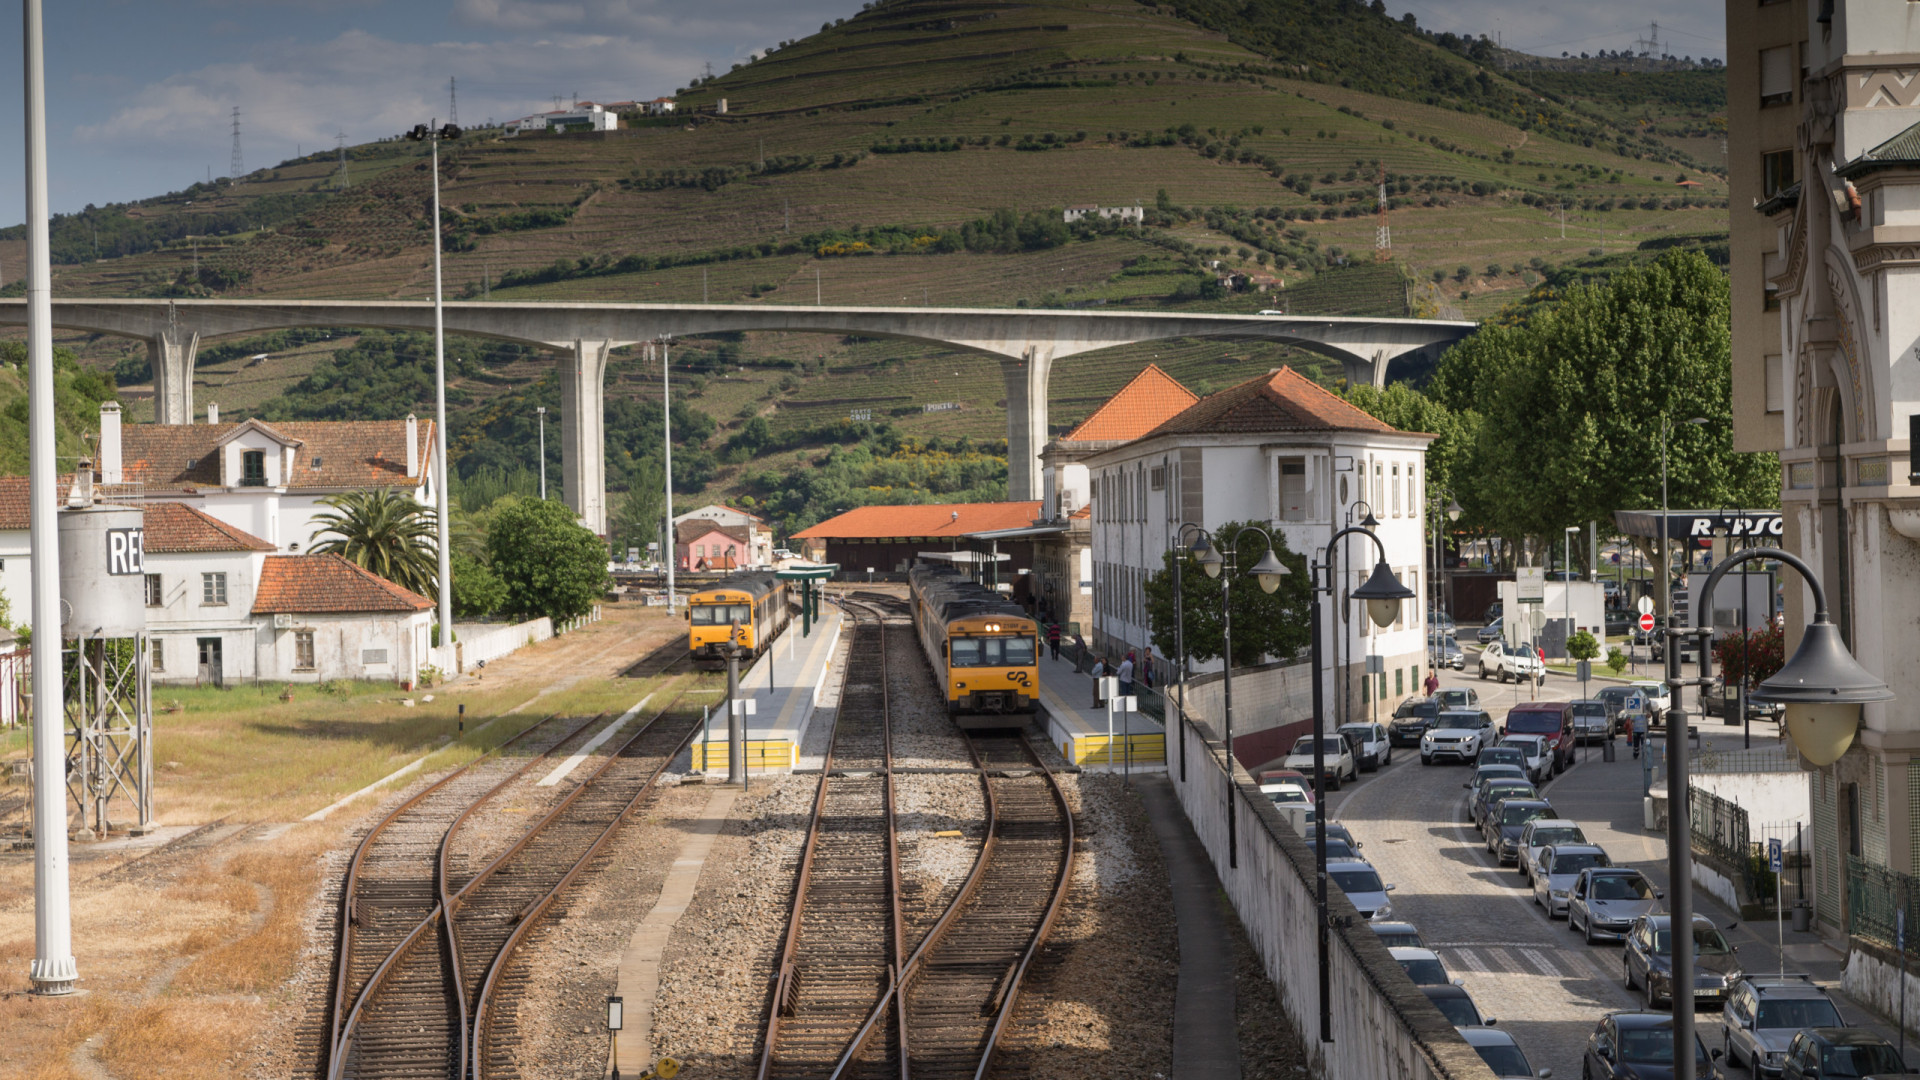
[
  {"xmin": 1177, "ymin": 657, "xmax": 1317, "ymax": 769},
  {"xmin": 433, "ymin": 617, "xmax": 555, "ymax": 674},
  {"xmin": 1169, "ymin": 710, "xmax": 1499, "ymax": 1079}
]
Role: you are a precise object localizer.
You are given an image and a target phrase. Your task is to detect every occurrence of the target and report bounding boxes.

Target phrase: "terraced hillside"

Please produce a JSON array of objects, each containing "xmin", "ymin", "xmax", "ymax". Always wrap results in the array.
[{"xmin": 1, "ymin": 0, "xmax": 1730, "ymax": 531}]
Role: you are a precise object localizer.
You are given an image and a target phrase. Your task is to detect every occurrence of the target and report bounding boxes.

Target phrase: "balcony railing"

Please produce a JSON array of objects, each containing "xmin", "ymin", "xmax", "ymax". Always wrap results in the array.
[{"xmin": 1846, "ymin": 856, "xmax": 1920, "ymax": 954}]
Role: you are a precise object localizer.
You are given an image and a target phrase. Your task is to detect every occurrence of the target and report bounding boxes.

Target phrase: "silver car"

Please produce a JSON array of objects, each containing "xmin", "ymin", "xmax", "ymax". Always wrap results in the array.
[
  {"xmin": 1530, "ymin": 843, "xmax": 1611, "ymax": 917},
  {"xmin": 1723, "ymin": 974, "xmax": 1845, "ymax": 1078},
  {"xmin": 1327, "ymin": 858, "xmax": 1396, "ymax": 921},
  {"xmin": 1517, "ymin": 819, "xmax": 1589, "ymax": 883},
  {"xmin": 1568, "ymin": 867, "xmax": 1662, "ymax": 944}
]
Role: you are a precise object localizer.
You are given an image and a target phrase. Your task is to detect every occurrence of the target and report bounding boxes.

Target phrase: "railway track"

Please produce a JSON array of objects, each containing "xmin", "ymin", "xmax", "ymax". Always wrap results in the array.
[
  {"xmin": 624, "ymin": 636, "xmax": 695, "ymax": 680},
  {"xmin": 758, "ymin": 600, "xmax": 905, "ymax": 1080},
  {"xmin": 759, "ymin": 598, "xmax": 1076, "ymax": 1080},
  {"xmin": 323, "ymin": 688, "xmax": 706, "ymax": 1080}
]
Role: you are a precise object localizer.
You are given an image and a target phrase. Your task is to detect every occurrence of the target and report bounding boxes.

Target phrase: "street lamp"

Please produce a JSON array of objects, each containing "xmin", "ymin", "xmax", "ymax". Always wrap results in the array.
[
  {"xmin": 1181, "ymin": 524, "xmax": 1289, "ymax": 871},
  {"xmin": 405, "ymin": 119, "xmax": 462, "ymax": 646},
  {"xmin": 1659, "ymin": 414, "xmax": 1712, "ymax": 625},
  {"xmin": 1429, "ymin": 495, "xmax": 1461, "ymax": 670},
  {"xmin": 1310, "ymin": 519, "xmax": 1412, "ymax": 1044},
  {"xmin": 1663, "ymin": 548, "xmax": 1889, "ymax": 1080},
  {"xmin": 535, "ymin": 406, "xmax": 547, "ymax": 499},
  {"xmin": 606, "ymin": 994, "xmax": 624, "ymax": 1080},
  {"xmin": 1565, "ymin": 525, "xmax": 1581, "ymax": 663}
]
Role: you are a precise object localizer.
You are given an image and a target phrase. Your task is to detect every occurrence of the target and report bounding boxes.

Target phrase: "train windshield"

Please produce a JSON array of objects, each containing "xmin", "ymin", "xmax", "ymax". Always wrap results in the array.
[
  {"xmin": 950, "ymin": 635, "xmax": 1037, "ymax": 666},
  {"xmin": 691, "ymin": 603, "xmax": 752, "ymax": 625}
]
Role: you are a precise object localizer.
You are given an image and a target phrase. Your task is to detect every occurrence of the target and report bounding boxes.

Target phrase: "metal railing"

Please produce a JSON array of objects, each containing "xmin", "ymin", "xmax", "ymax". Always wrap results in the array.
[
  {"xmin": 1691, "ymin": 742, "xmax": 1800, "ymax": 775},
  {"xmin": 1690, "ymin": 785, "xmax": 1769, "ymax": 902},
  {"xmin": 1846, "ymin": 856, "xmax": 1920, "ymax": 953}
]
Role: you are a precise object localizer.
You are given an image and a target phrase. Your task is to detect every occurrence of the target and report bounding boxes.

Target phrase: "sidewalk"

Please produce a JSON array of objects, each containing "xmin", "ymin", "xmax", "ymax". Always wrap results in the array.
[
  {"xmin": 1033, "ymin": 646, "xmax": 1166, "ymax": 771},
  {"xmin": 1137, "ymin": 775, "xmax": 1241, "ymax": 1080}
]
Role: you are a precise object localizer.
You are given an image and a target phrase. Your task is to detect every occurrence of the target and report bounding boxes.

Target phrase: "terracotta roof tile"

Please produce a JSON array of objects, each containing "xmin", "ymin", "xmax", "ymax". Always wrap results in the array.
[
  {"xmin": 0, "ymin": 476, "xmax": 26, "ymax": 531},
  {"xmin": 143, "ymin": 502, "xmax": 276, "ymax": 553},
  {"xmin": 1141, "ymin": 366, "xmax": 1402, "ymax": 438},
  {"xmin": 251, "ymin": 554, "xmax": 434, "ymax": 614},
  {"xmin": 791, "ymin": 501, "xmax": 1043, "ymax": 540},
  {"xmin": 676, "ymin": 520, "xmax": 751, "ymax": 545},
  {"xmin": 118, "ymin": 419, "xmax": 434, "ymax": 492},
  {"xmin": 1062, "ymin": 364, "xmax": 1199, "ymax": 442}
]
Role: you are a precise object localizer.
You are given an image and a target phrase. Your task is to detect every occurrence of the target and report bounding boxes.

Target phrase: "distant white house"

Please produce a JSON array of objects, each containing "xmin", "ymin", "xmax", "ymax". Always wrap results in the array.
[
  {"xmin": 1062, "ymin": 204, "xmax": 1145, "ymax": 225},
  {"xmin": 507, "ymin": 102, "xmax": 619, "ymax": 135},
  {"xmin": 672, "ymin": 504, "xmax": 774, "ymax": 566},
  {"xmin": 641, "ymin": 97, "xmax": 678, "ymax": 116}
]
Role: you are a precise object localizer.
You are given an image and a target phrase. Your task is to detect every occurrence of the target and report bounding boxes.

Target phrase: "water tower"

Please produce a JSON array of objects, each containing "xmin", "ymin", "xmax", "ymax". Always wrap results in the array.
[{"xmin": 55, "ymin": 476, "xmax": 152, "ymax": 838}]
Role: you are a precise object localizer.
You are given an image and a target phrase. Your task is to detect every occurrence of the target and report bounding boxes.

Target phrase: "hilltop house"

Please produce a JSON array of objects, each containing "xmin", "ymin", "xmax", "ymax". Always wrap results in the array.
[
  {"xmin": 672, "ymin": 504, "xmax": 773, "ymax": 566},
  {"xmin": 1062, "ymin": 204, "xmax": 1145, "ymax": 225},
  {"xmin": 507, "ymin": 102, "xmax": 618, "ymax": 135},
  {"xmin": 675, "ymin": 520, "xmax": 752, "ymax": 571}
]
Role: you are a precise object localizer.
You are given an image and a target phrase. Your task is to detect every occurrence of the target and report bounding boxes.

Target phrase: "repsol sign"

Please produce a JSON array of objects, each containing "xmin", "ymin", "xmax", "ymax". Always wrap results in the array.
[
  {"xmin": 1681, "ymin": 514, "xmax": 1782, "ymax": 539},
  {"xmin": 106, "ymin": 528, "xmax": 145, "ymax": 575}
]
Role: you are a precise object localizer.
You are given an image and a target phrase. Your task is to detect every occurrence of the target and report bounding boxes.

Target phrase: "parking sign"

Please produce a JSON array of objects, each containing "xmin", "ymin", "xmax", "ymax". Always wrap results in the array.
[{"xmin": 1767, "ymin": 837, "xmax": 1783, "ymax": 873}]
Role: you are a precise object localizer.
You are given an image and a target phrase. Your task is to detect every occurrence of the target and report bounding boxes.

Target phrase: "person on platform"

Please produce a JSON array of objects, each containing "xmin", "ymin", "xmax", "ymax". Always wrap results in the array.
[
  {"xmin": 1090, "ymin": 655, "xmax": 1108, "ymax": 707},
  {"xmin": 1046, "ymin": 622, "xmax": 1062, "ymax": 661},
  {"xmin": 1118, "ymin": 652, "xmax": 1136, "ymax": 699},
  {"xmin": 1071, "ymin": 633, "xmax": 1089, "ymax": 673}
]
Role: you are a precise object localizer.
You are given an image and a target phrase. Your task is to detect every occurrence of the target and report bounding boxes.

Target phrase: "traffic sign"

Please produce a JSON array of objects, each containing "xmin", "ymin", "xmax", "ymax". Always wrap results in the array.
[
  {"xmin": 1638, "ymin": 596, "xmax": 1655, "ymax": 616},
  {"xmin": 1528, "ymin": 608, "xmax": 1547, "ymax": 631},
  {"xmin": 1638, "ymin": 613, "xmax": 1657, "ymax": 632},
  {"xmin": 1768, "ymin": 837, "xmax": 1783, "ymax": 874}
]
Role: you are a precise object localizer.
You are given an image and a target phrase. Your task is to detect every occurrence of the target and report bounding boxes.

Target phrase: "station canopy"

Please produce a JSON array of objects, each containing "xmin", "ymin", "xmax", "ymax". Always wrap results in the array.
[{"xmin": 1611, "ymin": 509, "xmax": 1783, "ymax": 542}]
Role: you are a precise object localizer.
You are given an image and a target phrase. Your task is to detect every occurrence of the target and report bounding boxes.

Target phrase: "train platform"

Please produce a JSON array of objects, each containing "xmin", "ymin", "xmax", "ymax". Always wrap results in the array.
[
  {"xmin": 1034, "ymin": 646, "xmax": 1167, "ymax": 771},
  {"xmin": 688, "ymin": 606, "xmax": 844, "ymax": 775}
]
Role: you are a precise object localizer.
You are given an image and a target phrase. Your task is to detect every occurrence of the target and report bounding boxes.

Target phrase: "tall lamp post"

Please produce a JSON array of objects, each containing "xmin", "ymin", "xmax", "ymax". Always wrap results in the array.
[
  {"xmin": 1659, "ymin": 414, "xmax": 1712, "ymax": 624},
  {"xmin": 1186, "ymin": 525, "xmax": 1290, "ymax": 870},
  {"xmin": 535, "ymin": 405, "xmax": 547, "ymax": 499},
  {"xmin": 1309, "ymin": 521, "xmax": 1413, "ymax": 1043},
  {"xmin": 1565, "ymin": 525, "xmax": 1581, "ymax": 662},
  {"xmin": 1663, "ymin": 548, "xmax": 1890, "ymax": 1080},
  {"xmin": 1430, "ymin": 495, "xmax": 1461, "ymax": 666},
  {"xmin": 406, "ymin": 120, "xmax": 462, "ymax": 645}
]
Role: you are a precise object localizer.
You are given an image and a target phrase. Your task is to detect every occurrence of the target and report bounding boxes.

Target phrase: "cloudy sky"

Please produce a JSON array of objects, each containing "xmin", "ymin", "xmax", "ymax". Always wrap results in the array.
[{"xmin": 0, "ymin": 1, "xmax": 1724, "ymax": 222}]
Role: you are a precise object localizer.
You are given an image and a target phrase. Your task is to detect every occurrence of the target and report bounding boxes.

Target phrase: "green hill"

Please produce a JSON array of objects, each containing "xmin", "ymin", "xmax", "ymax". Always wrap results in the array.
[{"xmin": 0, "ymin": 0, "xmax": 1731, "ymax": 535}]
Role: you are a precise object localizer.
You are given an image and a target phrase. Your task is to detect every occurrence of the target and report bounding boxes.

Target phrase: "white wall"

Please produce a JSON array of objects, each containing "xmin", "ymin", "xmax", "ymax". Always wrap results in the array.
[
  {"xmin": 147, "ymin": 549, "xmax": 264, "ymax": 684},
  {"xmin": 1693, "ymin": 771, "xmax": 1810, "ymax": 828},
  {"xmin": 0, "ymin": 529, "xmax": 28, "ymax": 625},
  {"xmin": 254, "ymin": 610, "xmax": 431, "ymax": 684}
]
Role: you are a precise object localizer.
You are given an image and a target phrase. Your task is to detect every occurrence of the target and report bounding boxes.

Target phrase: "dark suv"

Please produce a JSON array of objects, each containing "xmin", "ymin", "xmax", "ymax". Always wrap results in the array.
[
  {"xmin": 1502, "ymin": 701, "xmax": 1575, "ymax": 773},
  {"xmin": 1389, "ymin": 697, "xmax": 1442, "ymax": 747}
]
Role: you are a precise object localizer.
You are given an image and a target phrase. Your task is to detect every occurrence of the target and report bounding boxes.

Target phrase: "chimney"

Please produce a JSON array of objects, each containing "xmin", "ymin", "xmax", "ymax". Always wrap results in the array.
[
  {"xmin": 207, "ymin": 402, "xmax": 219, "ymax": 425},
  {"xmin": 98, "ymin": 402, "xmax": 122, "ymax": 485},
  {"xmin": 68, "ymin": 459, "xmax": 94, "ymax": 507},
  {"xmin": 405, "ymin": 414, "xmax": 420, "ymax": 478}
]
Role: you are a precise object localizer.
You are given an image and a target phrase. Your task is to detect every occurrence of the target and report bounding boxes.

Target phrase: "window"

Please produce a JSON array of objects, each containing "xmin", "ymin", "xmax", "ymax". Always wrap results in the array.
[
  {"xmin": 202, "ymin": 572, "xmax": 227, "ymax": 606},
  {"xmin": 1407, "ymin": 465, "xmax": 1417, "ymax": 519},
  {"xmin": 150, "ymin": 638, "xmax": 164, "ymax": 672},
  {"xmin": 1760, "ymin": 46, "xmax": 1794, "ymax": 106},
  {"xmin": 294, "ymin": 631, "xmax": 316, "ymax": 671},
  {"xmin": 1762, "ymin": 150, "xmax": 1795, "ymax": 198},
  {"xmin": 1149, "ymin": 466, "xmax": 1165, "ymax": 491},
  {"xmin": 1766, "ymin": 355, "xmax": 1785, "ymax": 413},
  {"xmin": 241, "ymin": 449, "xmax": 267, "ymax": 487},
  {"xmin": 1280, "ymin": 459, "xmax": 1308, "ymax": 522},
  {"xmin": 145, "ymin": 573, "xmax": 163, "ymax": 607},
  {"xmin": 1391, "ymin": 464, "xmax": 1401, "ymax": 516},
  {"xmin": 1395, "ymin": 668, "xmax": 1404, "ymax": 697}
]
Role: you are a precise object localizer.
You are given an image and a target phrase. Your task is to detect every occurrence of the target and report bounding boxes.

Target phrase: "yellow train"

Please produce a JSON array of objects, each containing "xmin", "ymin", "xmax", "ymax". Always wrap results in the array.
[
  {"xmin": 909, "ymin": 566, "xmax": 1039, "ymax": 728},
  {"xmin": 686, "ymin": 571, "xmax": 792, "ymax": 670}
]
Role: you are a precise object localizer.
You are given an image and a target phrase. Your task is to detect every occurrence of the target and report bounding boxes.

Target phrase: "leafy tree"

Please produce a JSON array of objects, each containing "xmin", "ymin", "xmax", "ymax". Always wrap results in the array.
[
  {"xmin": 488, "ymin": 497, "xmax": 610, "ymax": 620},
  {"xmin": 450, "ymin": 550, "xmax": 508, "ymax": 619},
  {"xmin": 309, "ymin": 489, "xmax": 439, "ymax": 599},
  {"xmin": 609, "ymin": 460, "xmax": 667, "ymax": 558},
  {"xmin": 1142, "ymin": 521, "xmax": 1311, "ymax": 668},
  {"xmin": 1714, "ymin": 623, "xmax": 1785, "ymax": 686},
  {"xmin": 1606, "ymin": 647, "xmax": 1628, "ymax": 675},
  {"xmin": 1566, "ymin": 629, "xmax": 1600, "ymax": 662},
  {"xmin": 1430, "ymin": 251, "xmax": 1777, "ymax": 556}
]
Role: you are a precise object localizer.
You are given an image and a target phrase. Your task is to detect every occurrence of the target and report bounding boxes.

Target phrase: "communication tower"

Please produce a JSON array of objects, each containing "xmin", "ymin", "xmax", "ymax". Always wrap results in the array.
[
  {"xmin": 229, "ymin": 107, "xmax": 244, "ymax": 180},
  {"xmin": 449, "ymin": 76, "xmax": 459, "ymax": 126},
  {"xmin": 1374, "ymin": 166, "xmax": 1392, "ymax": 261},
  {"xmin": 1634, "ymin": 22, "xmax": 1663, "ymax": 59},
  {"xmin": 336, "ymin": 131, "xmax": 350, "ymax": 190}
]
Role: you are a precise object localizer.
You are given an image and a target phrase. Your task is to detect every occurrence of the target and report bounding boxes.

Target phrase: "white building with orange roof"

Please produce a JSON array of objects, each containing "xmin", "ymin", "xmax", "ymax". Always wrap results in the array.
[{"xmin": 1083, "ymin": 365, "xmax": 1433, "ymax": 767}]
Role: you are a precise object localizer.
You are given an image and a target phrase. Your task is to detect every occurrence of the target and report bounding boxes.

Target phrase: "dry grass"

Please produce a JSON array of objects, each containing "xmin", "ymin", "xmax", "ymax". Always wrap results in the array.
[{"xmin": 97, "ymin": 999, "xmax": 262, "ymax": 1080}]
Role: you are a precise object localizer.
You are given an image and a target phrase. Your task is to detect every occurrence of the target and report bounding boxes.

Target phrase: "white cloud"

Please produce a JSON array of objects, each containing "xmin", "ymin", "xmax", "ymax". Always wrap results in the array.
[{"xmin": 453, "ymin": 0, "xmax": 587, "ymax": 31}]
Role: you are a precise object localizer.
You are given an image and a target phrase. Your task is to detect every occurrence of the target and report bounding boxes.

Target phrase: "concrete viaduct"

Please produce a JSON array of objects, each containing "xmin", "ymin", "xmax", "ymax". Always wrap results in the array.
[{"xmin": 0, "ymin": 298, "xmax": 1475, "ymax": 533}]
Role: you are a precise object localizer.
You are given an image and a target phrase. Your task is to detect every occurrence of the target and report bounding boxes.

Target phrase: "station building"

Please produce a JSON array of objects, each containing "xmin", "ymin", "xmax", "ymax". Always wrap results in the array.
[
  {"xmin": 789, "ymin": 502, "xmax": 1042, "ymax": 583},
  {"xmin": 1080, "ymin": 365, "xmax": 1433, "ymax": 754}
]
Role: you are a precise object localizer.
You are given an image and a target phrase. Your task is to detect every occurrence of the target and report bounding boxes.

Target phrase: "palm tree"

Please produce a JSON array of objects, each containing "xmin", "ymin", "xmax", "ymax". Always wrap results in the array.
[{"xmin": 309, "ymin": 489, "xmax": 440, "ymax": 598}]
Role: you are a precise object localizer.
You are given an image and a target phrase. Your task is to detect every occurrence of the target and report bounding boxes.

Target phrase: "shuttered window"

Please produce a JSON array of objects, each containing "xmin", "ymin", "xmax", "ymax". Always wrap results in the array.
[{"xmin": 1760, "ymin": 46, "xmax": 1794, "ymax": 105}]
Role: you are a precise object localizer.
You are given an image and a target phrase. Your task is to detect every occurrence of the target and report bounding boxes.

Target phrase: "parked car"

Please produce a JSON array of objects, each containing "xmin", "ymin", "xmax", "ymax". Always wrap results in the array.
[
  {"xmin": 1476, "ymin": 616, "xmax": 1506, "ymax": 645},
  {"xmin": 1338, "ymin": 722, "xmax": 1392, "ymax": 771},
  {"xmin": 1371, "ymin": 921, "xmax": 1424, "ymax": 949},
  {"xmin": 1624, "ymin": 914, "xmax": 1742, "ymax": 1011},
  {"xmin": 1458, "ymin": 1026, "xmax": 1548, "ymax": 1079},
  {"xmin": 1569, "ymin": 867, "xmax": 1663, "ymax": 944},
  {"xmin": 1389, "ymin": 697, "xmax": 1444, "ymax": 747},
  {"xmin": 1283, "ymin": 735, "xmax": 1358, "ymax": 790},
  {"xmin": 1629, "ymin": 679, "xmax": 1672, "ymax": 718},
  {"xmin": 1434, "ymin": 687, "xmax": 1482, "ymax": 711},
  {"xmin": 1596, "ymin": 686, "xmax": 1637, "ymax": 734},
  {"xmin": 1255, "ymin": 767, "xmax": 1313, "ymax": 789},
  {"xmin": 1431, "ymin": 632, "xmax": 1465, "ymax": 670},
  {"xmin": 1517, "ymin": 818, "xmax": 1589, "ymax": 882},
  {"xmin": 1485, "ymin": 798, "xmax": 1557, "ymax": 863},
  {"xmin": 1466, "ymin": 761, "xmax": 1529, "ymax": 793},
  {"xmin": 1497, "ymin": 734, "xmax": 1552, "ymax": 784},
  {"xmin": 1303, "ymin": 822, "xmax": 1361, "ymax": 854},
  {"xmin": 1484, "ymin": 600, "xmax": 1504, "ymax": 624},
  {"xmin": 1474, "ymin": 746, "xmax": 1528, "ymax": 774},
  {"xmin": 1723, "ymin": 974, "xmax": 1846, "ymax": 1077},
  {"xmin": 1479, "ymin": 639, "xmax": 1545, "ymax": 684},
  {"xmin": 1701, "ymin": 678, "xmax": 1787, "ymax": 722},
  {"xmin": 1429, "ymin": 611, "xmax": 1458, "ymax": 634},
  {"xmin": 1326, "ymin": 858, "xmax": 1395, "ymax": 920},
  {"xmin": 1422, "ymin": 984, "xmax": 1494, "ymax": 1027},
  {"xmin": 1570, "ymin": 699, "xmax": 1612, "ymax": 744},
  {"xmin": 1780, "ymin": 1026, "xmax": 1906, "ymax": 1080},
  {"xmin": 1423, "ymin": 709, "xmax": 1496, "ymax": 765},
  {"xmin": 1471, "ymin": 779, "xmax": 1538, "ymax": 830},
  {"xmin": 1584, "ymin": 1011, "xmax": 1723, "ymax": 1080},
  {"xmin": 1261, "ymin": 782, "xmax": 1313, "ymax": 810},
  {"xmin": 1390, "ymin": 946, "xmax": 1457, "ymax": 987},
  {"xmin": 1604, "ymin": 611, "xmax": 1635, "ymax": 638},
  {"xmin": 1530, "ymin": 843, "xmax": 1611, "ymax": 917},
  {"xmin": 1502, "ymin": 701, "xmax": 1576, "ymax": 773}
]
